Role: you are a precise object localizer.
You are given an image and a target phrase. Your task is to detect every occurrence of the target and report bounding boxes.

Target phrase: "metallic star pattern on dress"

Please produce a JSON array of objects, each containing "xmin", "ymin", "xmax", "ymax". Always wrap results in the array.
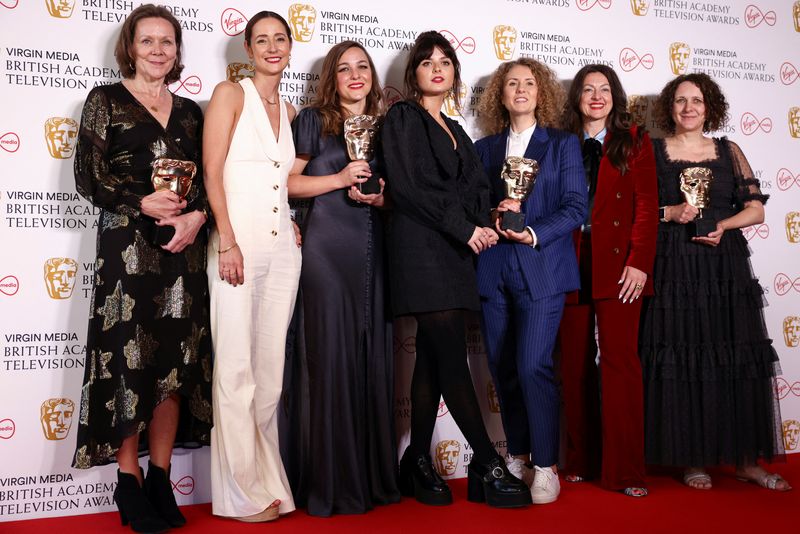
[
  {"xmin": 79, "ymin": 382, "xmax": 91, "ymax": 426},
  {"xmin": 105, "ymin": 375, "xmax": 139, "ymax": 426},
  {"xmin": 122, "ymin": 230, "xmax": 162, "ymax": 276},
  {"xmin": 124, "ymin": 324, "xmax": 159, "ymax": 370},
  {"xmin": 96, "ymin": 280, "xmax": 135, "ymax": 331},
  {"xmin": 181, "ymin": 323, "xmax": 206, "ymax": 365},
  {"xmin": 155, "ymin": 368, "xmax": 181, "ymax": 403},
  {"xmin": 101, "ymin": 212, "xmax": 130, "ymax": 231},
  {"xmin": 154, "ymin": 276, "xmax": 192, "ymax": 319},
  {"xmin": 88, "ymin": 349, "xmax": 113, "ymax": 382},
  {"xmin": 184, "ymin": 242, "xmax": 205, "ymax": 273},
  {"xmin": 190, "ymin": 385, "xmax": 212, "ymax": 424},
  {"xmin": 83, "ymin": 91, "xmax": 111, "ymax": 141}
]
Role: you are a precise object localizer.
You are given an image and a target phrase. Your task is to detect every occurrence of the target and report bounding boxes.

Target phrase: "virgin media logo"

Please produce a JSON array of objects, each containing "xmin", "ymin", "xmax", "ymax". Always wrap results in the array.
[
  {"xmin": 744, "ymin": 5, "xmax": 776, "ymax": 28},
  {"xmin": 437, "ymin": 401, "xmax": 449, "ymax": 418},
  {"xmin": 619, "ymin": 48, "xmax": 654, "ymax": 72},
  {"xmin": 0, "ymin": 0, "xmax": 19, "ymax": 9},
  {"xmin": 170, "ymin": 75, "xmax": 202, "ymax": 95},
  {"xmin": 0, "ymin": 275, "xmax": 20, "ymax": 296},
  {"xmin": 780, "ymin": 62, "xmax": 799, "ymax": 85},
  {"xmin": 741, "ymin": 224, "xmax": 769, "ymax": 241},
  {"xmin": 393, "ymin": 335, "xmax": 416, "ymax": 355},
  {"xmin": 171, "ymin": 476, "xmax": 195, "ymax": 495},
  {"xmin": 1, "ymin": 132, "xmax": 20, "ymax": 153},
  {"xmin": 775, "ymin": 377, "xmax": 800, "ymax": 400},
  {"xmin": 774, "ymin": 273, "xmax": 800, "ymax": 296},
  {"xmin": 777, "ymin": 168, "xmax": 800, "ymax": 191},
  {"xmin": 383, "ymin": 86, "xmax": 403, "ymax": 107},
  {"xmin": 221, "ymin": 8, "xmax": 248, "ymax": 37},
  {"xmin": 0, "ymin": 419, "xmax": 15, "ymax": 439},
  {"xmin": 576, "ymin": 0, "xmax": 612, "ymax": 11},
  {"xmin": 740, "ymin": 112, "xmax": 773, "ymax": 135},
  {"xmin": 439, "ymin": 30, "xmax": 475, "ymax": 54}
]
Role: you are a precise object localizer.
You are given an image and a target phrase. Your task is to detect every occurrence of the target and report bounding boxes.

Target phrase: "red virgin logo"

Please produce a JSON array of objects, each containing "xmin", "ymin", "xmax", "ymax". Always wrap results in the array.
[
  {"xmin": 0, "ymin": 275, "xmax": 19, "ymax": 296},
  {"xmin": 393, "ymin": 335, "xmax": 416, "ymax": 355},
  {"xmin": 0, "ymin": 419, "xmax": 15, "ymax": 439},
  {"xmin": 775, "ymin": 377, "xmax": 800, "ymax": 400},
  {"xmin": 0, "ymin": 0, "xmax": 19, "ymax": 8},
  {"xmin": 780, "ymin": 62, "xmax": 799, "ymax": 85},
  {"xmin": 437, "ymin": 401, "xmax": 449, "ymax": 418},
  {"xmin": 0, "ymin": 132, "xmax": 20, "ymax": 153},
  {"xmin": 221, "ymin": 8, "xmax": 248, "ymax": 37},
  {"xmin": 170, "ymin": 75, "xmax": 203, "ymax": 95},
  {"xmin": 576, "ymin": 0, "xmax": 612, "ymax": 10},
  {"xmin": 383, "ymin": 86, "xmax": 404, "ymax": 107},
  {"xmin": 740, "ymin": 112, "xmax": 773, "ymax": 135},
  {"xmin": 619, "ymin": 48, "xmax": 654, "ymax": 72},
  {"xmin": 777, "ymin": 168, "xmax": 800, "ymax": 191},
  {"xmin": 439, "ymin": 30, "xmax": 476, "ymax": 54},
  {"xmin": 741, "ymin": 224, "xmax": 769, "ymax": 241},
  {"xmin": 171, "ymin": 475, "xmax": 195, "ymax": 495},
  {"xmin": 774, "ymin": 273, "xmax": 800, "ymax": 296},
  {"xmin": 744, "ymin": 5, "xmax": 776, "ymax": 28}
]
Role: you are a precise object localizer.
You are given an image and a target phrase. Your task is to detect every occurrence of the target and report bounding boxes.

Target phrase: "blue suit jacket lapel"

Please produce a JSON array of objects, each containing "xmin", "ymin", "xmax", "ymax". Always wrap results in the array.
[{"xmin": 524, "ymin": 125, "xmax": 550, "ymax": 164}]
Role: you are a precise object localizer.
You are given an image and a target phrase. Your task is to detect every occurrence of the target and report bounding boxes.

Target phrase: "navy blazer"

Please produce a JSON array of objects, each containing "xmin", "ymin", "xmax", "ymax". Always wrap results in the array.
[{"xmin": 475, "ymin": 126, "xmax": 587, "ymax": 300}]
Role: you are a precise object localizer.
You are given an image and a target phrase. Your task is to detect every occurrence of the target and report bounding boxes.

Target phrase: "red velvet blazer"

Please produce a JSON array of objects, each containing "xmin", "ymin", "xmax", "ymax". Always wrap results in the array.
[{"xmin": 566, "ymin": 126, "xmax": 658, "ymax": 303}]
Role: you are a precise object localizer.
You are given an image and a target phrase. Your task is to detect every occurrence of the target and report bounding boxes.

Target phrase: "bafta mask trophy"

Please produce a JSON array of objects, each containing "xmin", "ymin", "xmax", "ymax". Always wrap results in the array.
[
  {"xmin": 500, "ymin": 156, "xmax": 539, "ymax": 232},
  {"xmin": 679, "ymin": 166, "xmax": 716, "ymax": 238},
  {"xmin": 344, "ymin": 114, "xmax": 381, "ymax": 194},
  {"xmin": 150, "ymin": 158, "xmax": 197, "ymax": 245}
]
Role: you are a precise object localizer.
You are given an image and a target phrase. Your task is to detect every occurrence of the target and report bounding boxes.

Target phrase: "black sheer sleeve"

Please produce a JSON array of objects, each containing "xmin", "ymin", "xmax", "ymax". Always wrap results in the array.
[{"xmin": 726, "ymin": 138, "xmax": 769, "ymax": 207}]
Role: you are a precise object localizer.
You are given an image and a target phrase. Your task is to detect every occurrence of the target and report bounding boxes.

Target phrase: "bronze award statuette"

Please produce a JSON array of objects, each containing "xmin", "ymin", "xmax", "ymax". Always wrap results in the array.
[
  {"xmin": 150, "ymin": 157, "xmax": 197, "ymax": 246},
  {"xmin": 500, "ymin": 156, "xmax": 539, "ymax": 233},
  {"xmin": 344, "ymin": 114, "xmax": 381, "ymax": 195},
  {"xmin": 679, "ymin": 166, "xmax": 716, "ymax": 238}
]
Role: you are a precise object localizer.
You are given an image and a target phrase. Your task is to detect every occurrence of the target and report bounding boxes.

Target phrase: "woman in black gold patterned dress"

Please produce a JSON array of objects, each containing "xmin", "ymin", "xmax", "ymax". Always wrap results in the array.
[
  {"xmin": 71, "ymin": 5, "xmax": 213, "ymax": 532},
  {"xmin": 639, "ymin": 73, "xmax": 790, "ymax": 492}
]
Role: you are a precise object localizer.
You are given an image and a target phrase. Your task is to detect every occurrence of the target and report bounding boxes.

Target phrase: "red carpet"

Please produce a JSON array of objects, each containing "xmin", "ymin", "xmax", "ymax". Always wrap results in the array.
[{"xmin": 4, "ymin": 456, "xmax": 798, "ymax": 533}]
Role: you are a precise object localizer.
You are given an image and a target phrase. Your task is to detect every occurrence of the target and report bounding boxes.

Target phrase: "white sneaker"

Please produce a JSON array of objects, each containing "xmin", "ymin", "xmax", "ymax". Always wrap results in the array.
[
  {"xmin": 531, "ymin": 466, "xmax": 560, "ymax": 504},
  {"xmin": 505, "ymin": 455, "xmax": 533, "ymax": 487}
]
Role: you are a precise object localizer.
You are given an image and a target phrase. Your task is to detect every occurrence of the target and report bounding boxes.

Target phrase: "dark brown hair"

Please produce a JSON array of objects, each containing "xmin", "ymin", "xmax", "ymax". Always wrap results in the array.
[
  {"xmin": 114, "ymin": 4, "xmax": 183, "ymax": 84},
  {"xmin": 562, "ymin": 64, "xmax": 639, "ymax": 175},
  {"xmin": 314, "ymin": 41, "xmax": 384, "ymax": 137},
  {"xmin": 403, "ymin": 31, "xmax": 462, "ymax": 110},
  {"xmin": 244, "ymin": 11, "xmax": 293, "ymax": 46},
  {"xmin": 654, "ymin": 72, "xmax": 729, "ymax": 134},
  {"xmin": 477, "ymin": 58, "xmax": 564, "ymax": 135}
]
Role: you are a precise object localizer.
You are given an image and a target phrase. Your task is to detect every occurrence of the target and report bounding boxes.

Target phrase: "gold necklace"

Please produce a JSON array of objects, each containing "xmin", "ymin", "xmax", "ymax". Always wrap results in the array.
[
  {"xmin": 255, "ymin": 89, "xmax": 279, "ymax": 105},
  {"xmin": 130, "ymin": 85, "xmax": 165, "ymax": 113}
]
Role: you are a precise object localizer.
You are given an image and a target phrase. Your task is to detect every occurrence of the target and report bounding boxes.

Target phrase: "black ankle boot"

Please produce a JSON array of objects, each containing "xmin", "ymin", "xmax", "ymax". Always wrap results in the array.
[
  {"xmin": 114, "ymin": 469, "xmax": 170, "ymax": 533},
  {"xmin": 398, "ymin": 448, "xmax": 453, "ymax": 505},
  {"xmin": 144, "ymin": 462, "xmax": 186, "ymax": 528},
  {"xmin": 467, "ymin": 456, "xmax": 532, "ymax": 508}
]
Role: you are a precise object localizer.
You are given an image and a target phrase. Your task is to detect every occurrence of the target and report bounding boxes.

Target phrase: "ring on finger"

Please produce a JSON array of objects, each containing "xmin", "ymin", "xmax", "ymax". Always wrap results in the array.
[{"xmin": 634, "ymin": 283, "xmax": 643, "ymax": 290}]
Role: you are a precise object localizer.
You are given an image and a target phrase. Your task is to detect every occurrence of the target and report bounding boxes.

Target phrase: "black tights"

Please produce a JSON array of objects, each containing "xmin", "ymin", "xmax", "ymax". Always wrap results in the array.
[{"xmin": 408, "ymin": 309, "xmax": 496, "ymax": 465}]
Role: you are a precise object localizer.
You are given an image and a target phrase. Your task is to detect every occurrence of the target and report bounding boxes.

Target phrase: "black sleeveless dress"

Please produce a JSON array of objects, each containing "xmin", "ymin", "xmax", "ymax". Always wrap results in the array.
[{"xmin": 639, "ymin": 137, "xmax": 784, "ymax": 467}]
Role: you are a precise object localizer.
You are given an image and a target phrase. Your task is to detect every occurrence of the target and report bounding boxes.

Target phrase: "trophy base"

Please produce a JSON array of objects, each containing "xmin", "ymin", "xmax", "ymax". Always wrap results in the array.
[
  {"xmin": 358, "ymin": 175, "xmax": 381, "ymax": 195},
  {"xmin": 501, "ymin": 211, "xmax": 525, "ymax": 233},
  {"xmin": 149, "ymin": 224, "xmax": 176, "ymax": 247},
  {"xmin": 687, "ymin": 217, "xmax": 717, "ymax": 238}
]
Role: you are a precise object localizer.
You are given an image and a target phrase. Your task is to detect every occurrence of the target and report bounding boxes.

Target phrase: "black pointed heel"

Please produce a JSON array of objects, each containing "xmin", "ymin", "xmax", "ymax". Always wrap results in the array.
[
  {"xmin": 114, "ymin": 469, "xmax": 170, "ymax": 533},
  {"xmin": 145, "ymin": 461, "xmax": 186, "ymax": 527},
  {"xmin": 467, "ymin": 456, "xmax": 532, "ymax": 508}
]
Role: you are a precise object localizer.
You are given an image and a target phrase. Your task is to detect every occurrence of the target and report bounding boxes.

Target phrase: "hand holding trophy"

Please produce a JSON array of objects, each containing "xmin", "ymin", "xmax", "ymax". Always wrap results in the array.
[
  {"xmin": 150, "ymin": 157, "xmax": 196, "ymax": 246},
  {"xmin": 500, "ymin": 156, "xmax": 539, "ymax": 232},
  {"xmin": 679, "ymin": 167, "xmax": 716, "ymax": 238},
  {"xmin": 344, "ymin": 114, "xmax": 381, "ymax": 194}
]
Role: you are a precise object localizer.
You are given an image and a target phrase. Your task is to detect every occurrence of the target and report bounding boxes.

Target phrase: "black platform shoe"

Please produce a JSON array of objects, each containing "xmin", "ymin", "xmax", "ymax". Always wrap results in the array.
[
  {"xmin": 399, "ymin": 449, "xmax": 453, "ymax": 505},
  {"xmin": 144, "ymin": 462, "xmax": 186, "ymax": 528},
  {"xmin": 467, "ymin": 456, "xmax": 532, "ymax": 508},
  {"xmin": 114, "ymin": 469, "xmax": 170, "ymax": 533}
]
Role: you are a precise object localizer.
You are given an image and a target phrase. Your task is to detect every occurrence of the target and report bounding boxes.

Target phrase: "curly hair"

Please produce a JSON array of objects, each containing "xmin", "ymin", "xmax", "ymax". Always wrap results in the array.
[
  {"xmin": 654, "ymin": 72, "xmax": 729, "ymax": 134},
  {"xmin": 114, "ymin": 4, "xmax": 183, "ymax": 84},
  {"xmin": 314, "ymin": 41, "xmax": 384, "ymax": 137},
  {"xmin": 477, "ymin": 58, "xmax": 564, "ymax": 135},
  {"xmin": 404, "ymin": 31, "xmax": 462, "ymax": 110}
]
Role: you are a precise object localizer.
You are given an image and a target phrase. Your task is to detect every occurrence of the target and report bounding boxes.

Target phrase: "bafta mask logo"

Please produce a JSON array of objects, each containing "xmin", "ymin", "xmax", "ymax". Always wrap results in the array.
[
  {"xmin": 487, "ymin": 381, "xmax": 500, "ymax": 413},
  {"xmin": 492, "ymin": 25, "xmax": 517, "ymax": 61},
  {"xmin": 44, "ymin": 257, "xmax": 78, "ymax": 299},
  {"xmin": 669, "ymin": 42, "xmax": 691, "ymax": 75},
  {"xmin": 45, "ymin": 0, "xmax": 75, "ymax": 18},
  {"xmin": 44, "ymin": 117, "xmax": 78, "ymax": 159},
  {"xmin": 784, "ymin": 419, "xmax": 800, "ymax": 451},
  {"xmin": 794, "ymin": 1, "xmax": 800, "ymax": 32},
  {"xmin": 630, "ymin": 0, "xmax": 649, "ymax": 16},
  {"xmin": 784, "ymin": 316, "xmax": 800, "ymax": 347},
  {"xmin": 434, "ymin": 440, "xmax": 461, "ymax": 476},
  {"xmin": 226, "ymin": 62, "xmax": 254, "ymax": 83},
  {"xmin": 628, "ymin": 95, "xmax": 649, "ymax": 125},
  {"xmin": 443, "ymin": 84, "xmax": 468, "ymax": 117},
  {"xmin": 789, "ymin": 107, "xmax": 800, "ymax": 138},
  {"xmin": 786, "ymin": 211, "xmax": 800, "ymax": 243},
  {"xmin": 288, "ymin": 4, "xmax": 316, "ymax": 42},
  {"xmin": 40, "ymin": 398, "xmax": 75, "ymax": 440}
]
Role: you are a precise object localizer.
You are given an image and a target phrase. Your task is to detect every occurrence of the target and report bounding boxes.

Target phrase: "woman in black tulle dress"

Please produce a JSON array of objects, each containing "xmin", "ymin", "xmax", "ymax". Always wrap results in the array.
[
  {"xmin": 281, "ymin": 40, "xmax": 400, "ymax": 516},
  {"xmin": 639, "ymin": 73, "xmax": 790, "ymax": 491}
]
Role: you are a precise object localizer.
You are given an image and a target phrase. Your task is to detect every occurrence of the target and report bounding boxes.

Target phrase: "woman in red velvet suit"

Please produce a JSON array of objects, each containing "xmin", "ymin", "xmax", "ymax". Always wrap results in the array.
[{"xmin": 558, "ymin": 64, "xmax": 658, "ymax": 497}]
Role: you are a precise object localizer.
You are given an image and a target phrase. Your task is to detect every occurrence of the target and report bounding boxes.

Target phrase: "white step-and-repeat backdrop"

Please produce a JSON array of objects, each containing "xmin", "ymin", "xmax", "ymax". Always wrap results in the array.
[{"xmin": 1, "ymin": 0, "xmax": 798, "ymax": 522}]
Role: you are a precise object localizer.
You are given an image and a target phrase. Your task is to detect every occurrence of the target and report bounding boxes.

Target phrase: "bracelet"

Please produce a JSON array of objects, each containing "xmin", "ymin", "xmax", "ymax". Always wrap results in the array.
[{"xmin": 218, "ymin": 243, "xmax": 238, "ymax": 254}]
